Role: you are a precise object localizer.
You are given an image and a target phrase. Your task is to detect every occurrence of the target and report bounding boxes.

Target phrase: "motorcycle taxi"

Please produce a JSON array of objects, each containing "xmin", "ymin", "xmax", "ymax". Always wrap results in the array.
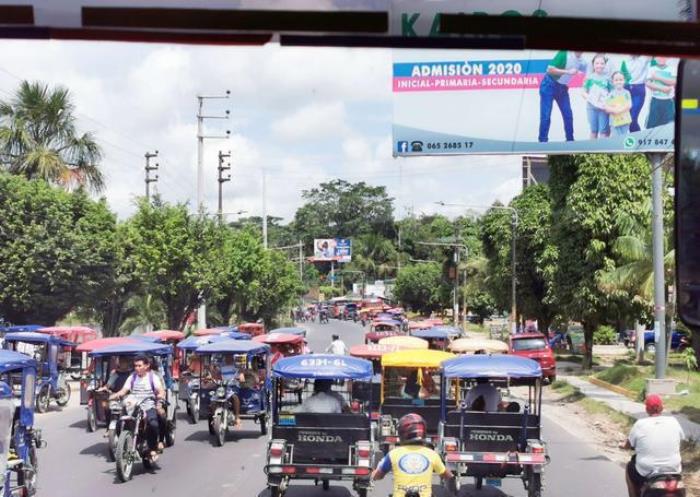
[
  {"xmin": 238, "ymin": 322, "xmax": 266, "ymax": 337},
  {"xmin": 264, "ymin": 354, "xmax": 375, "ymax": 497},
  {"xmin": 3, "ymin": 332, "xmax": 74, "ymax": 413},
  {"xmin": 411, "ymin": 327, "xmax": 452, "ymax": 350},
  {"xmin": 176, "ymin": 333, "xmax": 249, "ymax": 424},
  {"xmin": 36, "ymin": 326, "xmax": 97, "ymax": 380},
  {"xmin": 437, "ymin": 354, "xmax": 547, "ymax": 496},
  {"xmin": 448, "ymin": 338, "xmax": 509, "ymax": 355},
  {"xmin": 76, "ymin": 336, "xmax": 143, "ymax": 435},
  {"xmin": 348, "ymin": 344, "xmax": 401, "ymax": 419},
  {"xmin": 364, "ymin": 320, "xmax": 402, "ymax": 345},
  {"xmin": 88, "ymin": 341, "xmax": 177, "ymax": 476},
  {"xmin": 194, "ymin": 340, "xmax": 271, "ymax": 445},
  {"xmin": 377, "ymin": 335, "xmax": 429, "ymax": 350},
  {"xmin": 0, "ymin": 350, "xmax": 45, "ymax": 497},
  {"xmin": 378, "ymin": 348, "xmax": 455, "ymax": 452}
]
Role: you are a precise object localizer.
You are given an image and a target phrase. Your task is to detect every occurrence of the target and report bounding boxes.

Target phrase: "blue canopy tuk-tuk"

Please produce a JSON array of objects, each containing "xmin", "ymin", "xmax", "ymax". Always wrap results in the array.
[
  {"xmin": 194, "ymin": 340, "xmax": 271, "ymax": 445},
  {"xmin": 438, "ymin": 355, "xmax": 547, "ymax": 496},
  {"xmin": 3, "ymin": 332, "xmax": 75, "ymax": 413},
  {"xmin": 265, "ymin": 355, "xmax": 374, "ymax": 497},
  {"xmin": 88, "ymin": 341, "xmax": 177, "ymax": 464},
  {"xmin": 0, "ymin": 350, "xmax": 45, "ymax": 497},
  {"xmin": 411, "ymin": 327, "xmax": 452, "ymax": 350},
  {"xmin": 176, "ymin": 333, "xmax": 250, "ymax": 424}
]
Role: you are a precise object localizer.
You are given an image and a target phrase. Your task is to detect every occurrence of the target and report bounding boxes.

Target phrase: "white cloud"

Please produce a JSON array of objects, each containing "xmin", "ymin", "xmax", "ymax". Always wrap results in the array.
[
  {"xmin": 0, "ymin": 40, "xmax": 522, "ymax": 222},
  {"xmin": 271, "ymin": 101, "xmax": 348, "ymax": 142}
]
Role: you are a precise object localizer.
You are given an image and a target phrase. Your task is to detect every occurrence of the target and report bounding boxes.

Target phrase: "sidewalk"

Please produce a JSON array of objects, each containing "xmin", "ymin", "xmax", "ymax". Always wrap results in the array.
[{"xmin": 561, "ymin": 375, "xmax": 700, "ymax": 440}]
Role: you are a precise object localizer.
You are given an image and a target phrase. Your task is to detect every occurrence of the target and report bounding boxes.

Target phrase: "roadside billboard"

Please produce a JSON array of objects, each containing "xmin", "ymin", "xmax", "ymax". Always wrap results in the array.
[
  {"xmin": 393, "ymin": 50, "xmax": 679, "ymax": 155},
  {"xmin": 313, "ymin": 238, "xmax": 352, "ymax": 262}
]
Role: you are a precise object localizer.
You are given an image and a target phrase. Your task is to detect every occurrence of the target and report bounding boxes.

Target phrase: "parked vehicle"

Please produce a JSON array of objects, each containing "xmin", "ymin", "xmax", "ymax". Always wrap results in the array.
[
  {"xmin": 88, "ymin": 341, "xmax": 178, "ymax": 465},
  {"xmin": 194, "ymin": 340, "xmax": 271, "ymax": 444},
  {"xmin": 509, "ymin": 333, "xmax": 557, "ymax": 383},
  {"xmin": 265, "ymin": 354, "xmax": 374, "ymax": 497},
  {"xmin": 627, "ymin": 329, "xmax": 691, "ymax": 353},
  {"xmin": 438, "ymin": 354, "xmax": 548, "ymax": 496},
  {"xmin": 378, "ymin": 349, "xmax": 455, "ymax": 450},
  {"xmin": 36, "ymin": 326, "xmax": 97, "ymax": 380},
  {"xmin": 448, "ymin": 338, "xmax": 509, "ymax": 355},
  {"xmin": 4, "ymin": 332, "xmax": 75, "ymax": 413},
  {"xmin": 0, "ymin": 350, "xmax": 46, "ymax": 497}
]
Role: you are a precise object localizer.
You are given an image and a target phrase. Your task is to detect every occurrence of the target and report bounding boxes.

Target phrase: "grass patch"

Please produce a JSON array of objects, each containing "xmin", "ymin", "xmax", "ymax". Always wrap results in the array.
[
  {"xmin": 550, "ymin": 380, "xmax": 585, "ymax": 402},
  {"xmin": 579, "ymin": 398, "xmax": 635, "ymax": 430},
  {"xmin": 554, "ymin": 354, "xmax": 601, "ymax": 366},
  {"xmin": 681, "ymin": 438, "xmax": 700, "ymax": 472},
  {"xmin": 592, "ymin": 362, "xmax": 700, "ymax": 423}
]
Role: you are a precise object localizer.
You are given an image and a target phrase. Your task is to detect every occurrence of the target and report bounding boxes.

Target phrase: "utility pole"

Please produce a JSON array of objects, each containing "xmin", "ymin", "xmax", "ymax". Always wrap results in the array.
[
  {"xmin": 144, "ymin": 151, "xmax": 159, "ymax": 201},
  {"xmin": 298, "ymin": 240, "xmax": 303, "ymax": 282},
  {"xmin": 648, "ymin": 153, "xmax": 667, "ymax": 379},
  {"xmin": 196, "ymin": 91, "xmax": 230, "ymax": 211},
  {"xmin": 262, "ymin": 169, "xmax": 268, "ymax": 249},
  {"xmin": 217, "ymin": 150, "xmax": 231, "ymax": 222}
]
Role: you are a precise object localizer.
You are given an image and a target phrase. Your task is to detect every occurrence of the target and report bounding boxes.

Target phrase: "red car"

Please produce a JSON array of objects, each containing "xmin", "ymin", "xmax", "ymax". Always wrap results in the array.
[{"xmin": 509, "ymin": 332, "xmax": 557, "ymax": 382}]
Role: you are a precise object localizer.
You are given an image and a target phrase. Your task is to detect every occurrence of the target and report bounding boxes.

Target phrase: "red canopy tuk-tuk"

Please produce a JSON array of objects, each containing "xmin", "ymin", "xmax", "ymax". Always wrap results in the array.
[
  {"xmin": 238, "ymin": 322, "xmax": 266, "ymax": 337},
  {"xmin": 252, "ymin": 333, "xmax": 304, "ymax": 363},
  {"xmin": 143, "ymin": 329, "xmax": 186, "ymax": 378},
  {"xmin": 38, "ymin": 326, "xmax": 98, "ymax": 379}
]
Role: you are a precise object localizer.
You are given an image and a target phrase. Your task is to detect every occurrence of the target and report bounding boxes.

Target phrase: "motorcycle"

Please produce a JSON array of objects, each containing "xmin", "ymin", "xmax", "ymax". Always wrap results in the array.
[
  {"xmin": 641, "ymin": 473, "xmax": 685, "ymax": 497},
  {"xmin": 208, "ymin": 380, "xmax": 238, "ymax": 447},
  {"xmin": 115, "ymin": 397, "xmax": 169, "ymax": 482},
  {"xmin": 105, "ymin": 398, "xmax": 125, "ymax": 461},
  {"xmin": 319, "ymin": 312, "xmax": 329, "ymax": 324}
]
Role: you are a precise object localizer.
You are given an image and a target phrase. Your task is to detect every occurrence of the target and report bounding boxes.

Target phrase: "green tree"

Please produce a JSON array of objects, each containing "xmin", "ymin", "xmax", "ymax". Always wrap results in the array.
[
  {"xmin": 0, "ymin": 81, "xmax": 104, "ymax": 192},
  {"xmin": 393, "ymin": 263, "xmax": 443, "ymax": 315},
  {"xmin": 481, "ymin": 186, "xmax": 557, "ymax": 332},
  {"xmin": 549, "ymin": 154, "xmax": 651, "ymax": 369},
  {"xmin": 119, "ymin": 294, "xmax": 166, "ymax": 334},
  {"xmin": 293, "ymin": 179, "xmax": 395, "ymax": 243},
  {"xmin": 0, "ymin": 174, "xmax": 116, "ymax": 324},
  {"xmin": 124, "ymin": 199, "xmax": 222, "ymax": 330}
]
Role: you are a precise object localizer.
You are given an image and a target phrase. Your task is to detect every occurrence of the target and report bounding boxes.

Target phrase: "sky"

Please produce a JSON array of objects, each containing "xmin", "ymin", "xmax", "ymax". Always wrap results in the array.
[{"xmin": 0, "ymin": 39, "xmax": 522, "ymax": 223}]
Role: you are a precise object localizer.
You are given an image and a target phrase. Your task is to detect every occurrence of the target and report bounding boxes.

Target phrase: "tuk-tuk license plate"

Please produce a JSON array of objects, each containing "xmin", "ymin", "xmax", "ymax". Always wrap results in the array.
[{"xmin": 485, "ymin": 478, "xmax": 502, "ymax": 487}]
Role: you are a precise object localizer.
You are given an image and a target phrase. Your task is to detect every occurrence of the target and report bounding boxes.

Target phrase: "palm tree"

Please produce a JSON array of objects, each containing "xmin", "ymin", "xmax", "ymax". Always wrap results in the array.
[
  {"xmin": 119, "ymin": 294, "xmax": 166, "ymax": 335},
  {"xmin": 0, "ymin": 81, "xmax": 104, "ymax": 192}
]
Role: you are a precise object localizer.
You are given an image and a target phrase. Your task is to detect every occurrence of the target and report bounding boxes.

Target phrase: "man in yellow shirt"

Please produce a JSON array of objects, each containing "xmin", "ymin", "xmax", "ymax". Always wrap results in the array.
[{"xmin": 371, "ymin": 413, "xmax": 454, "ymax": 497}]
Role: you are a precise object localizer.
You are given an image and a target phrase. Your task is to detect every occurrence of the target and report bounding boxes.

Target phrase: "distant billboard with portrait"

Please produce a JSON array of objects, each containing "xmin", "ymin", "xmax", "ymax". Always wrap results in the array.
[
  {"xmin": 314, "ymin": 238, "xmax": 352, "ymax": 263},
  {"xmin": 393, "ymin": 50, "xmax": 679, "ymax": 155}
]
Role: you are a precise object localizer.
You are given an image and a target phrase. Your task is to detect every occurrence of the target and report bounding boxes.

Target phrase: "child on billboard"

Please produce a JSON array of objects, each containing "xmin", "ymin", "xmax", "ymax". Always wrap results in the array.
[
  {"xmin": 605, "ymin": 71, "xmax": 633, "ymax": 136},
  {"xmin": 582, "ymin": 53, "xmax": 612, "ymax": 139},
  {"xmin": 645, "ymin": 56, "xmax": 677, "ymax": 129}
]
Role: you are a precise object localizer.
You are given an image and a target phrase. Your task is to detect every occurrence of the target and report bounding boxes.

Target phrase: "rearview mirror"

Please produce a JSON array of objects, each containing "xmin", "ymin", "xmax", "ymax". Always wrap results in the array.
[{"xmin": 675, "ymin": 58, "xmax": 700, "ymax": 327}]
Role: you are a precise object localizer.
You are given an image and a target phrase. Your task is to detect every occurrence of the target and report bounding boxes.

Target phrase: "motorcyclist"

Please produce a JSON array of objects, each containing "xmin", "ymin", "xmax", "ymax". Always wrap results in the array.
[
  {"xmin": 371, "ymin": 413, "xmax": 454, "ymax": 497},
  {"xmin": 109, "ymin": 355, "xmax": 166, "ymax": 462},
  {"xmin": 620, "ymin": 394, "xmax": 685, "ymax": 497},
  {"xmin": 325, "ymin": 334, "xmax": 348, "ymax": 355}
]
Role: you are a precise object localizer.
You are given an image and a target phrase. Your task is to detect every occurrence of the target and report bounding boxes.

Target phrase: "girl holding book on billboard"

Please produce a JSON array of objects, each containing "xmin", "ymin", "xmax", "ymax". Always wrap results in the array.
[
  {"xmin": 605, "ymin": 71, "xmax": 633, "ymax": 136},
  {"xmin": 582, "ymin": 53, "xmax": 612, "ymax": 139}
]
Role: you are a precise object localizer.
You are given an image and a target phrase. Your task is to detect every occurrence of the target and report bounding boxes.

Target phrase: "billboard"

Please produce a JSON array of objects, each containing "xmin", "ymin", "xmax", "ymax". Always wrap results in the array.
[
  {"xmin": 393, "ymin": 50, "xmax": 679, "ymax": 155},
  {"xmin": 314, "ymin": 238, "xmax": 352, "ymax": 263}
]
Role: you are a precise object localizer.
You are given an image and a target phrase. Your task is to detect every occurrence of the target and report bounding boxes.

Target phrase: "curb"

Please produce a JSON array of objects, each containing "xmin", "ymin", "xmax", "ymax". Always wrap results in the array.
[{"xmin": 588, "ymin": 376, "xmax": 637, "ymax": 398}]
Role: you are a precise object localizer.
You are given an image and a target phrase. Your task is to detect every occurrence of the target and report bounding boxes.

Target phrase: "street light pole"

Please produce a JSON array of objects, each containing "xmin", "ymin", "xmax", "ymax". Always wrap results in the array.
[
  {"xmin": 436, "ymin": 201, "xmax": 519, "ymax": 334},
  {"xmin": 144, "ymin": 151, "xmax": 159, "ymax": 201},
  {"xmin": 217, "ymin": 150, "xmax": 231, "ymax": 223},
  {"xmin": 648, "ymin": 153, "xmax": 667, "ymax": 379}
]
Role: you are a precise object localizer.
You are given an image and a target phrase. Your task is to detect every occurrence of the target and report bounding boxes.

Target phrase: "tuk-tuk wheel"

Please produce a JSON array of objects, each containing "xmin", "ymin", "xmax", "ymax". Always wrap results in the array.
[
  {"xmin": 107, "ymin": 430, "xmax": 117, "ymax": 461},
  {"xmin": 86, "ymin": 410, "xmax": 96, "ymax": 433},
  {"xmin": 35, "ymin": 388, "xmax": 50, "ymax": 414},
  {"xmin": 188, "ymin": 399, "xmax": 199, "ymax": 425},
  {"xmin": 56, "ymin": 381, "xmax": 71, "ymax": 407},
  {"xmin": 269, "ymin": 487, "xmax": 284, "ymax": 497},
  {"xmin": 527, "ymin": 472, "xmax": 542, "ymax": 497},
  {"xmin": 475, "ymin": 477, "xmax": 483, "ymax": 490},
  {"xmin": 322, "ymin": 479, "xmax": 330, "ymax": 491},
  {"xmin": 115, "ymin": 431, "xmax": 135, "ymax": 482},
  {"xmin": 355, "ymin": 489, "xmax": 367, "ymax": 497},
  {"xmin": 258, "ymin": 414, "xmax": 267, "ymax": 435},
  {"xmin": 165, "ymin": 424, "xmax": 175, "ymax": 447},
  {"xmin": 212, "ymin": 414, "xmax": 226, "ymax": 447}
]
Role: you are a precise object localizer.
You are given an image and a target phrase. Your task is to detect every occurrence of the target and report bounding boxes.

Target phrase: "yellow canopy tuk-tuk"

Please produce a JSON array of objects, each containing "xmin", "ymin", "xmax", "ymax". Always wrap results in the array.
[
  {"xmin": 377, "ymin": 335, "xmax": 429, "ymax": 350},
  {"xmin": 448, "ymin": 338, "xmax": 509, "ymax": 355},
  {"xmin": 378, "ymin": 348, "xmax": 456, "ymax": 448}
]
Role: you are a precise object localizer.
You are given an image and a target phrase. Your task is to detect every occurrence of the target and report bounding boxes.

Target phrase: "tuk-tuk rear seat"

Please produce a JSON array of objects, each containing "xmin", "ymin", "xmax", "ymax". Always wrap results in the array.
[
  {"xmin": 444, "ymin": 410, "xmax": 541, "ymax": 452},
  {"xmin": 272, "ymin": 413, "xmax": 370, "ymax": 464},
  {"xmin": 382, "ymin": 398, "xmax": 455, "ymax": 431}
]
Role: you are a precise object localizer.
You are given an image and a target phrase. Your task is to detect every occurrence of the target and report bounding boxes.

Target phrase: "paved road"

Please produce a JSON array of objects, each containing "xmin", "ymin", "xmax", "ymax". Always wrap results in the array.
[{"xmin": 35, "ymin": 320, "xmax": 627, "ymax": 497}]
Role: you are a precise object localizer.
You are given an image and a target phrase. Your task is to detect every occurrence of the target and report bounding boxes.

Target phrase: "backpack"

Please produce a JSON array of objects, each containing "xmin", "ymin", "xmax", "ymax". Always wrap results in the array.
[{"xmin": 129, "ymin": 371, "xmax": 157, "ymax": 395}]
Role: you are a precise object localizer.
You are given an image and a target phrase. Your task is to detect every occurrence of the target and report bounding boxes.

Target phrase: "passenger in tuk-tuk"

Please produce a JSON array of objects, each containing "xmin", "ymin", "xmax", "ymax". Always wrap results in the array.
[
  {"xmin": 297, "ymin": 379, "xmax": 350, "ymax": 414},
  {"xmin": 464, "ymin": 377, "xmax": 501, "ymax": 412},
  {"xmin": 98, "ymin": 356, "xmax": 132, "ymax": 393},
  {"xmin": 402, "ymin": 369, "xmax": 439, "ymax": 400}
]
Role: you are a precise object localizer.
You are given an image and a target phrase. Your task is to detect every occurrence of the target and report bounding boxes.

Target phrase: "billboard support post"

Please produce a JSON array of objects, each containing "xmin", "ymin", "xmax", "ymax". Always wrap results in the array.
[{"xmin": 649, "ymin": 152, "xmax": 667, "ymax": 379}]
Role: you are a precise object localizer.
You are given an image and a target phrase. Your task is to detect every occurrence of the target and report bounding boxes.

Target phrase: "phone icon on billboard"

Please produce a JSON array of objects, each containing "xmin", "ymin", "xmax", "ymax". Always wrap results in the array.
[{"xmin": 411, "ymin": 141, "xmax": 423, "ymax": 152}]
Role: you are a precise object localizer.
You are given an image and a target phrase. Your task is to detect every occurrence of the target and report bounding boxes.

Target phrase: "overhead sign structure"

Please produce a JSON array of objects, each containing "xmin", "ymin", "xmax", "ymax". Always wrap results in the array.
[
  {"xmin": 0, "ymin": 0, "xmax": 693, "ymax": 41},
  {"xmin": 314, "ymin": 238, "xmax": 352, "ymax": 263},
  {"xmin": 393, "ymin": 50, "xmax": 679, "ymax": 155}
]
